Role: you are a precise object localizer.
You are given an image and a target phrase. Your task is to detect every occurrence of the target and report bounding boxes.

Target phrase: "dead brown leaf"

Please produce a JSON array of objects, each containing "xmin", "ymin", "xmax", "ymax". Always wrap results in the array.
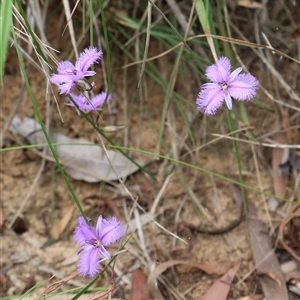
[
  {"xmin": 292, "ymin": 23, "xmax": 300, "ymax": 39},
  {"xmin": 0, "ymin": 273, "xmax": 7, "ymax": 297},
  {"xmin": 50, "ymin": 205, "xmax": 76, "ymax": 240},
  {"xmin": 148, "ymin": 260, "xmax": 232, "ymax": 300},
  {"xmin": 258, "ymin": 272, "xmax": 281, "ymax": 286},
  {"xmin": 247, "ymin": 199, "xmax": 289, "ymax": 300},
  {"xmin": 130, "ymin": 269, "xmax": 149, "ymax": 300},
  {"xmin": 201, "ymin": 262, "xmax": 241, "ymax": 300},
  {"xmin": 285, "ymin": 270, "xmax": 300, "ymax": 283},
  {"xmin": 272, "ymin": 132, "xmax": 289, "ymax": 198},
  {"xmin": 10, "ymin": 116, "xmax": 148, "ymax": 183},
  {"xmin": 281, "ymin": 260, "xmax": 300, "ymax": 282},
  {"xmin": 278, "ymin": 205, "xmax": 300, "ymax": 261},
  {"xmin": 281, "ymin": 260, "xmax": 299, "ymax": 274},
  {"xmin": 237, "ymin": 0, "xmax": 265, "ymax": 8}
]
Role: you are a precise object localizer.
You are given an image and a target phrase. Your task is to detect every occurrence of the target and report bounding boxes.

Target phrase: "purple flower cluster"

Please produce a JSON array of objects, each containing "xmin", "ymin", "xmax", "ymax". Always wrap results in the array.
[
  {"xmin": 74, "ymin": 215, "xmax": 124, "ymax": 278},
  {"xmin": 50, "ymin": 47, "xmax": 111, "ymax": 112},
  {"xmin": 196, "ymin": 56, "xmax": 259, "ymax": 115}
]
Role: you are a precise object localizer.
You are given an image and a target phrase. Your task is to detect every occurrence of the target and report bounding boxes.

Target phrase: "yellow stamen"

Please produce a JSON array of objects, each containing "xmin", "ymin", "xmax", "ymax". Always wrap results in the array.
[{"xmin": 222, "ymin": 83, "xmax": 228, "ymax": 91}]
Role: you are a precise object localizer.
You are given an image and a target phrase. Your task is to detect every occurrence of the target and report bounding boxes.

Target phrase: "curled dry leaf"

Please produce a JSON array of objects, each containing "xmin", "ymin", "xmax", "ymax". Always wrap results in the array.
[
  {"xmin": 147, "ymin": 260, "xmax": 232, "ymax": 300},
  {"xmin": 278, "ymin": 205, "xmax": 300, "ymax": 261},
  {"xmin": 292, "ymin": 23, "xmax": 300, "ymax": 38},
  {"xmin": 247, "ymin": 198, "xmax": 289, "ymax": 300},
  {"xmin": 201, "ymin": 262, "xmax": 241, "ymax": 300},
  {"xmin": 130, "ymin": 269, "xmax": 149, "ymax": 300},
  {"xmin": 258, "ymin": 272, "xmax": 281, "ymax": 286},
  {"xmin": 0, "ymin": 272, "xmax": 7, "ymax": 297},
  {"xmin": 10, "ymin": 116, "xmax": 148, "ymax": 182},
  {"xmin": 281, "ymin": 260, "xmax": 300, "ymax": 282},
  {"xmin": 231, "ymin": 183, "xmax": 289, "ymax": 299},
  {"xmin": 281, "ymin": 260, "xmax": 299, "ymax": 274}
]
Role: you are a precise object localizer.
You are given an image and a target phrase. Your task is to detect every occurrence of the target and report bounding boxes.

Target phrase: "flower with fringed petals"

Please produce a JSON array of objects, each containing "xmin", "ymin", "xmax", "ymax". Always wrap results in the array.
[
  {"xmin": 196, "ymin": 56, "xmax": 259, "ymax": 115},
  {"xmin": 74, "ymin": 215, "xmax": 124, "ymax": 278},
  {"xmin": 67, "ymin": 92, "xmax": 112, "ymax": 112},
  {"xmin": 50, "ymin": 47, "xmax": 102, "ymax": 94}
]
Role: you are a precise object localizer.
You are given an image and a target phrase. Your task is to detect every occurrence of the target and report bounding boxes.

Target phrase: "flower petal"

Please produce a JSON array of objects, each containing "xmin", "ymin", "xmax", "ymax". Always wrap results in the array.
[
  {"xmin": 57, "ymin": 61, "xmax": 75, "ymax": 73},
  {"xmin": 99, "ymin": 245, "xmax": 111, "ymax": 260},
  {"xmin": 196, "ymin": 87, "xmax": 225, "ymax": 115},
  {"xmin": 74, "ymin": 216, "xmax": 97, "ymax": 245},
  {"xmin": 224, "ymin": 92, "xmax": 233, "ymax": 110},
  {"xmin": 78, "ymin": 247, "xmax": 101, "ymax": 277},
  {"xmin": 66, "ymin": 93, "xmax": 86, "ymax": 107},
  {"xmin": 67, "ymin": 93, "xmax": 112, "ymax": 111},
  {"xmin": 58, "ymin": 82, "xmax": 75, "ymax": 94},
  {"xmin": 100, "ymin": 217, "xmax": 124, "ymax": 246},
  {"xmin": 91, "ymin": 92, "xmax": 112, "ymax": 108},
  {"xmin": 83, "ymin": 70, "xmax": 97, "ymax": 77},
  {"xmin": 201, "ymin": 82, "xmax": 220, "ymax": 89},
  {"xmin": 205, "ymin": 56, "xmax": 231, "ymax": 83},
  {"xmin": 76, "ymin": 47, "xmax": 103, "ymax": 73},
  {"xmin": 228, "ymin": 67, "xmax": 242, "ymax": 82},
  {"xmin": 228, "ymin": 73, "xmax": 259, "ymax": 101},
  {"xmin": 50, "ymin": 73, "xmax": 72, "ymax": 85},
  {"xmin": 95, "ymin": 215, "xmax": 103, "ymax": 238},
  {"xmin": 50, "ymin": 61, "xmax": 81, "ymax": 94}
]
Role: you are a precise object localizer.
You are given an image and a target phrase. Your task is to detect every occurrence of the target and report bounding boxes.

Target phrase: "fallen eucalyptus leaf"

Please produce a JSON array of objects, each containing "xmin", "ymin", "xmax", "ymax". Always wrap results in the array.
[
  {"xmin": 130, "ymin": 269, "xmax": 149, "ymax": 300},
  {"xmin": 201, "ymin": 262, "xmax": 241, "ymax": 300},
  {"xmin": 247, "ymin": 195, "xmax": 289, "ymax": 300},
  {"xmin": 148, "ymin": 260, "xmax": 232, "ymax": 300},
  {"xmin": 10, "ymin": 116, "xmax": 147, "ymax": 182}
]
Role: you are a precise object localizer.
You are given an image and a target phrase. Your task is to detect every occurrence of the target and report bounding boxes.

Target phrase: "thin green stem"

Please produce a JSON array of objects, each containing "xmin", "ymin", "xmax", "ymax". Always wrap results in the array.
[{"xmin": 226, "ymin": 109, "xmax": 247, "ymax": 207}]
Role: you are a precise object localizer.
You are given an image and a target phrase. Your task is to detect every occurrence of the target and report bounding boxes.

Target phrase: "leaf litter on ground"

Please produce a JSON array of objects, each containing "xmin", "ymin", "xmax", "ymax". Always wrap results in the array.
[
  {"xmin": 201, "ymin": 261, "xmax": 241, "ymax": 300},
  {"xmin": 229, "ymin": 183, "xmax": 290, "ymax": 300},
  {"xmin": 271, "ymin": 131, "xmax": 290, "ymax": 199},
  {"xmin": 281, "ymin": 260, "xmax": 300, "ymax": 282},
  {"xmin": 9, "ymin": 116, "xmax": 148, "ymax": 182},
  {"xmin": 246, "ymin": 194, "xmax": 289, "ymax": 299},
  {"xmin": 147, "ymin": 259, "xmax": 233, "ymax": 300},
  {"xmin": 130, "ymin": 269, "xmax": 149, "ymax": 300}
]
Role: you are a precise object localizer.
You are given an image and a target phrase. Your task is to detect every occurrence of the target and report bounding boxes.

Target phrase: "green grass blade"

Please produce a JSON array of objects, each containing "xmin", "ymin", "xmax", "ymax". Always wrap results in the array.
[{"xmin": 0, "ymin": 0, "xmax": 13, "ymax": 83}]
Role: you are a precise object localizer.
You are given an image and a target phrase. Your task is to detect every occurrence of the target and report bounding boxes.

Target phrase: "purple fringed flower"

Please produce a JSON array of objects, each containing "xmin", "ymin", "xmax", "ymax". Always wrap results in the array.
[
  {"xmin": 67, "ymin": 92, "xmax": 112, "ymax": 112},
  {"xmin": 50, "ymin": 47, "xmax": 103, "ymax": 94},
  {"xmin": 74, "ymin": 215, "xmax": 124, "ymax": 278},
  {"xmin": 196, "ymin": 56, "xmax": 259, "ymax": 115}
]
